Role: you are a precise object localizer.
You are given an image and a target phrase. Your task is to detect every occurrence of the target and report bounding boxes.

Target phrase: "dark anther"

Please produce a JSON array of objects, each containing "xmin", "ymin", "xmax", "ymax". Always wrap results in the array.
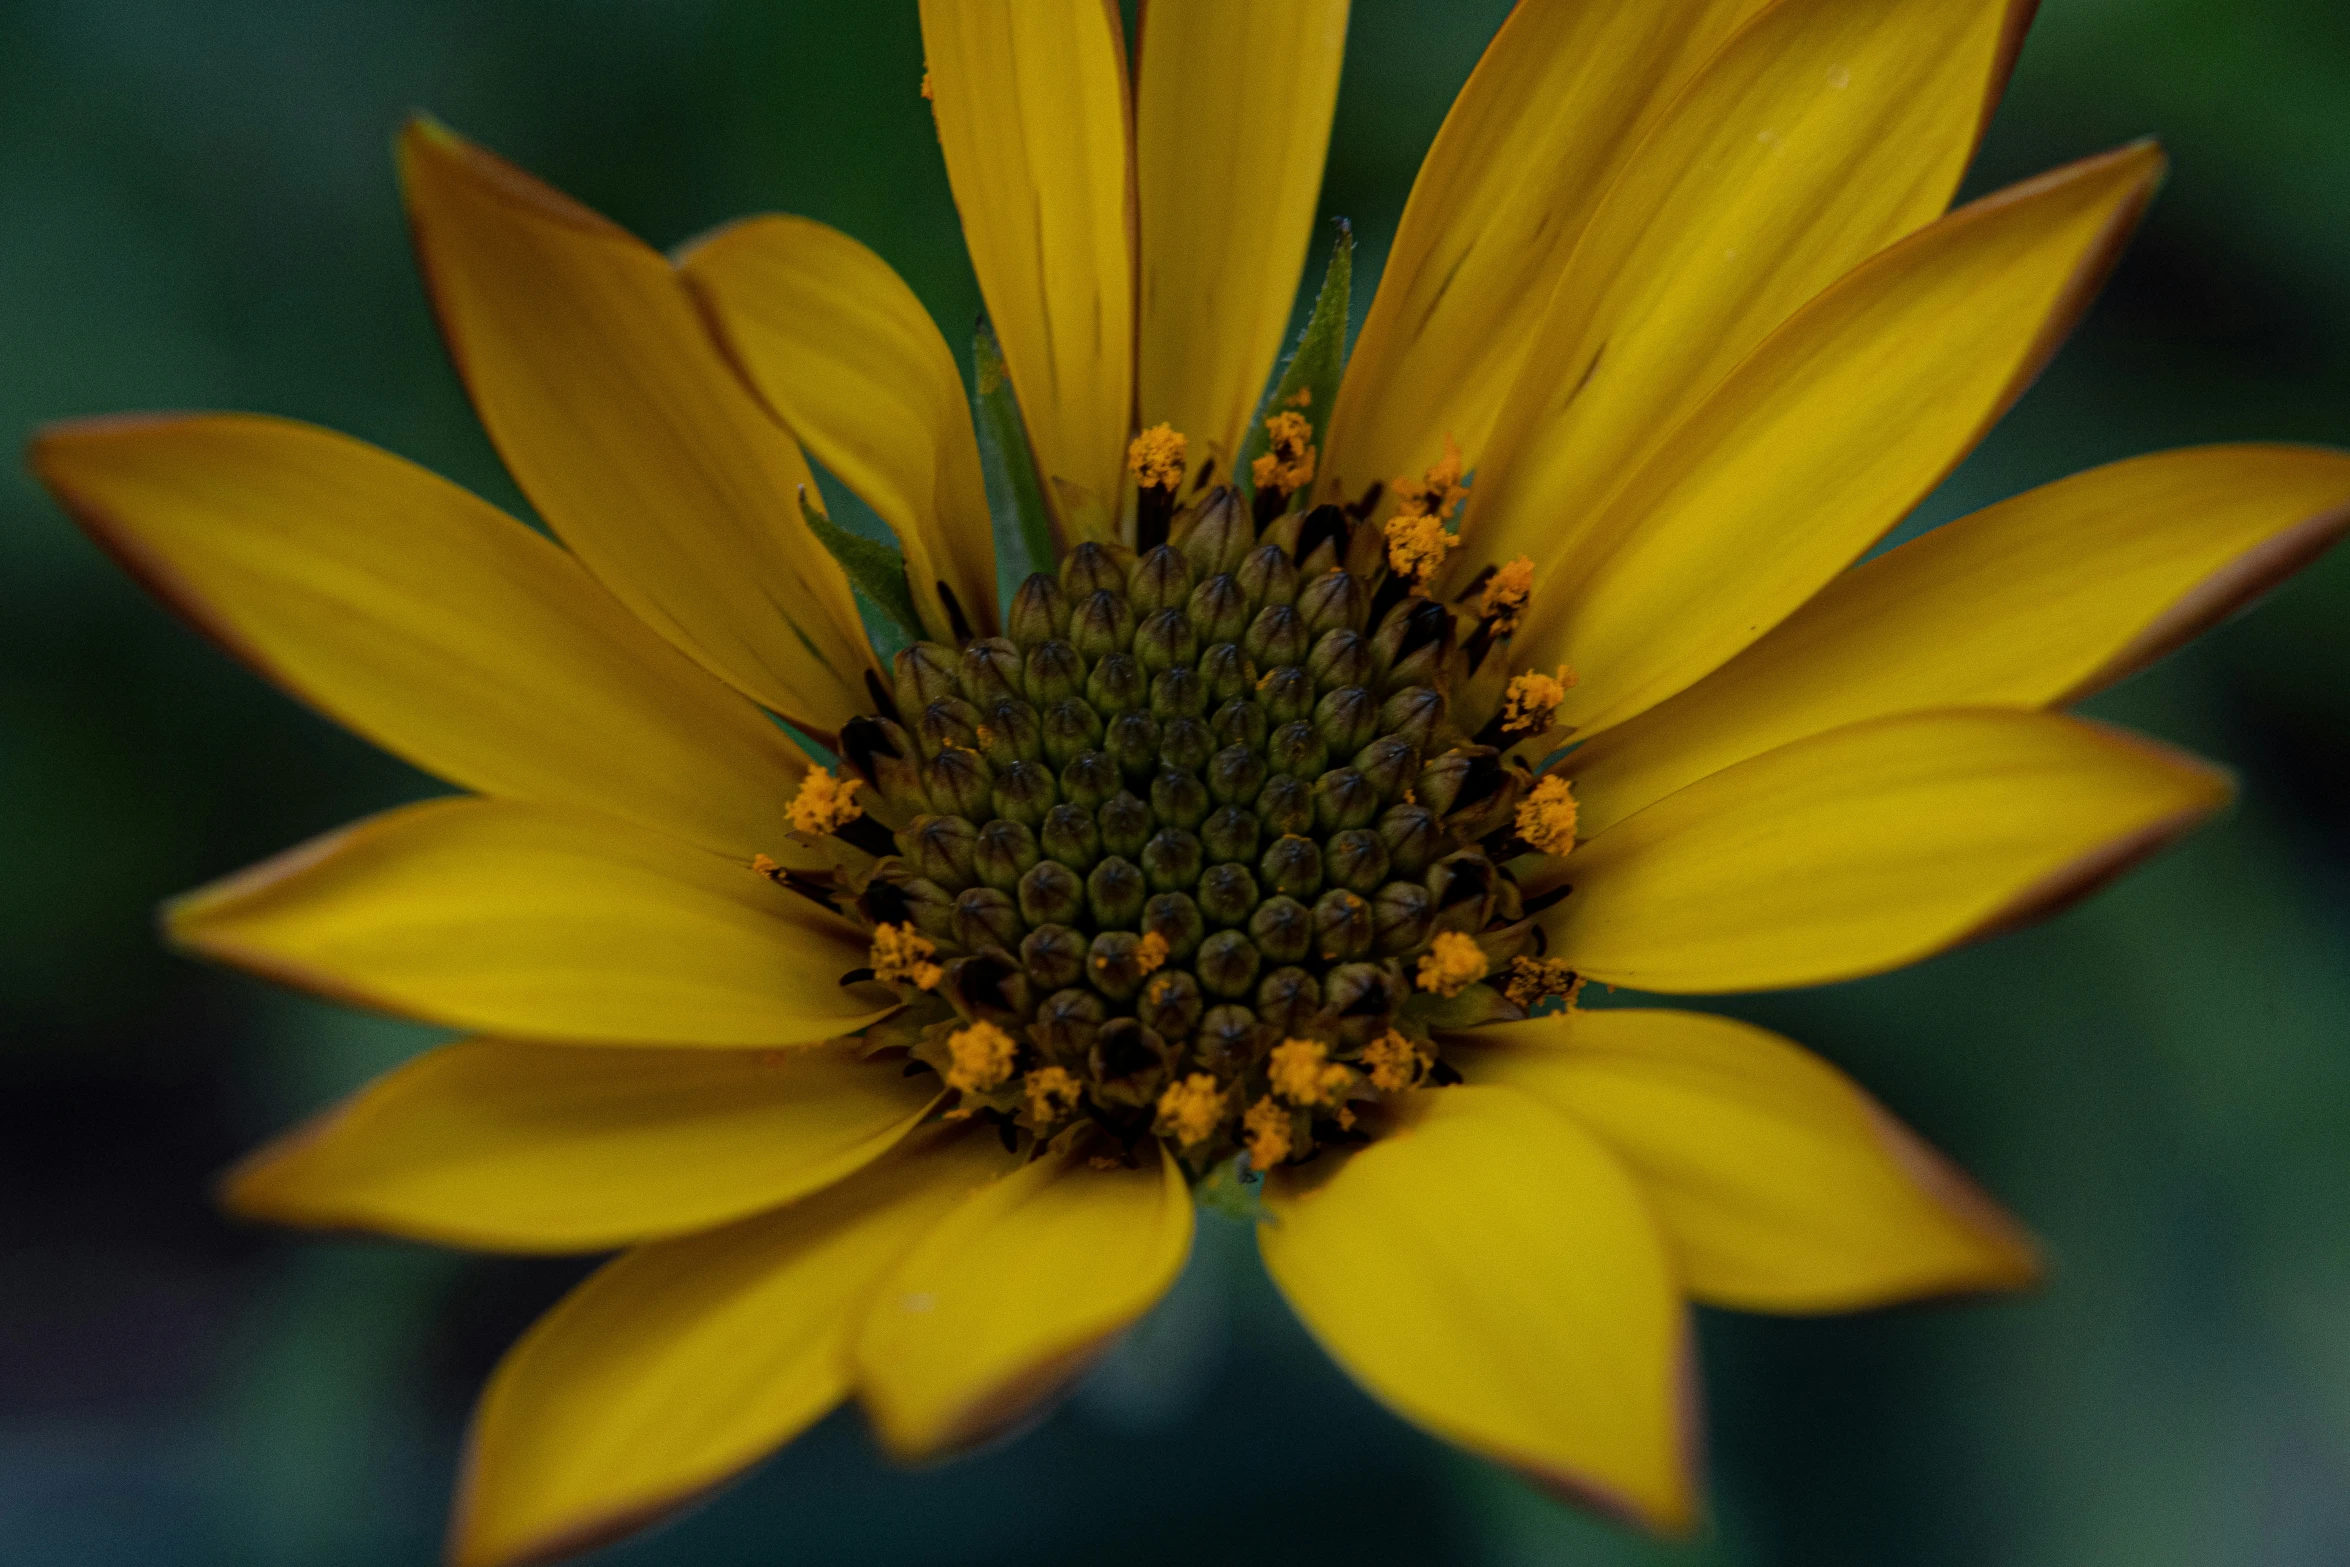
[
  {"xmin": 777, "ymin": 871, "xmax": 838, "ymax": 912},
  {"xmin": 840, "ymin": 715, "xmax": 899, "ymax": 777},
  {"xmin": 1426, "ymin": 1058, "xmax": 1465, "ymax": 1087},
  {"xmin": 835, "ymin": 815, "xmax": 897, "ymax": 858},
  {"xmin": 998, "ymin": 1119, "xmax": 1020, "ymax": 1152},
  {"xmin": 838, "ymin": 966, "xmax": 877, "ymax": 986},
  {"xmin": 1519, "ymin": 882, "xmax": 1574, "ymax": 918},
  {"xmin": 938, "ymin": 581, "xmax": 974, "ymax": 644},
  {"xmin": 1294, "ymin": 504, "xmax": 1349, "ymax": 568},
  {"xmin": 903, "ymin": 1058, "xmax": 934, "ymax": 1077},
  {"xmin": 1342, "ymin": 480, "xmax": 1385, "ymax": 521},
  {"xmin": 862, "ymin": 668, "xmax": 901, "ymax": 725}
]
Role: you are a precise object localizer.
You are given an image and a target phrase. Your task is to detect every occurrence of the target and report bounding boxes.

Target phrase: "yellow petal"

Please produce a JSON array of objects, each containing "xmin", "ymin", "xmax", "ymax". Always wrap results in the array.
[
  {"xmin": 222, "ymin": 1038, "xmax": 938, "ymax": 1252},
  {"xmin": 1259, "ymin": 1085, "xmax": 1694, "ymax": 1531},
  {"xmin": 1457, "ymin": 1011, "xmax": 2040, "ymax": 1312},
  {"xmin": 1134, "ymin": 0, "xmax": 1348, "ymax": 485},
  {"xmin": 1568, "ymin": 444, "xmax": 2350, "ymax": 836},
  {"xmin": 450, "ymin": 1126, "xmax": 1011, "ymax": 1567},
  {"xmin": 1462, "ymin": 0, "xmax": 2024, "ymax": 586},
  {"xmin": 680, "ymin": 216, "xmax": 997, "ymax": 643},
  {"xmin": 920, "ymin": 0, "xmax": 1133, "ymax": 542},
  {"xmin": 30, "ymin": 413, "xmax": 816, "ymax": 860},
  {"xmin": 1509, "ymin": 142, "xmax": 2166, "ymax": 740},
  {"xmin": 168, "ymin": 798, "xmax": 889, "ymax": 1045},
  {"xmin": 399, "ymin": 120, "xmax": 873, "ymax": 739},
  {"xmin": 854, "ymin": 1139, "xmax": 1191, "ymax": 1458},
  {"xmin": 1318, "ymin": 0, "xmax": 1771, "ymax": 504},
  {"xmin": 1543, "ymin": 708, "xmax": 2231, "ymax": 994}
]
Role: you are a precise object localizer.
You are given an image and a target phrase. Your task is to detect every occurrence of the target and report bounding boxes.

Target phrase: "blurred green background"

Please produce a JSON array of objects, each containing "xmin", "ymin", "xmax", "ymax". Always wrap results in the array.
[{"xmin": 4, "ymin": 1, "xmax": 2348, "ymax": 1562}]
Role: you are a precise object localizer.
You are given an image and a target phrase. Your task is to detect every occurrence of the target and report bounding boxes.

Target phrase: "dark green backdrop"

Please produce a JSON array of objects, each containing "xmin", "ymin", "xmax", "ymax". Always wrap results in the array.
[{"xmin": 4, "ymin": 2, "xmax": 2348, "ymax": 1563}]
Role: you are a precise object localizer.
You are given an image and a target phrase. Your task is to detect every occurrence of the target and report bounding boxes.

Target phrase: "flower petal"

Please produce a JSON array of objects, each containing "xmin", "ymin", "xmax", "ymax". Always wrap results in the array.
[
  {"xmin": 1509, "ymin": 142, "xmax": 2165, "ymax": 740},
  {"xmin": 1134, "ymin": 0, "xmax": 1348, "ymax": 486},
  {"xmin": 449, "ymin": 1126, "xmax": 1011, "ymax": 1567},
  {"xmin": 222, "ymin": 1038, "xmax": 939, "ymax": 1252},
  {"xmin": 1457, "ymin": 1010, "xmax": 2040, "ymax": 1312},
  {"xmin": 679, "ymin": 216, "xmax": 998, "ymax": 644},
  {"xmin": 30, "ymin": 413, "xmax": 816, "ymax": 860},
  {"xmin": 1542, "ymin": 708, "xmax": 2231, "ymax": 994},
  {"xmin": 168, "ymin": 798, "xmax": 889, "ymax": 1045},
  {"xmin": 1462, "ymin": 0, "xmax": 2027, "ymax": 586},
  {"xmin": 854, "ymin": 1139, "xmax": 1191, "ymax": 1458},
  {"xmin": 1259, "ymin": 1085, "xmax": 1694, "ymax": 1531},
  {"xmin": 1317, "ymin": 0, "xmax": 1771, "ymax": 504},
  {"xmin": 1566, "ymin": 444, "xmax": 2350, "ymax": 836},
  {"xmin": 920, "ymin": 0, "xmax": 1134, "ymax": 541},
  {"xmin": 399, "ymin": 120, "xmax": 873, "ymax": 738}
]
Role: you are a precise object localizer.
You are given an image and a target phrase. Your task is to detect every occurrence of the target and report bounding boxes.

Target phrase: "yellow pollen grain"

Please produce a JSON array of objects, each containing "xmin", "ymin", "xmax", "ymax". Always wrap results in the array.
[
  {"xmin": 1480, "ymin": 555, "xmax": 1535, "ymax": 631},
  {"xmin": 1515, "ymin": 774, "xmax": 1579, "ymax": 857},
  {"xmin": 944, "ymin": 1020, "xmax": 1017, "ymax": 1094},
  {"xmin": 1023, "ymin": 1065, "xmax": 1082, "ymax": 1126},
  {"xmin": 1384, "ymin": 510, "xmax": 1456, "ymax": 586},
  {"xmin": 1244, "ymin": 1096, "xmax": 1292, "ymax": 1169},
  {"xmin": 1135, "ymin": 930, "xmax": 1170, "ymax": 976},
  {"xmin": 1270, "ymin": 1037, "xmax": 1354, "ymax": 1108},
  {"xmin": 1362, "ymin": 1029, "xmax": 1430, "ymax": 1093},
  {"xmin": 1416, "ymin": 930, "xmax": 1489, "ymax": 998},
  {"xmin": 1127, "ymin": 423, "xmax": 1188, "ymax": 490},
  {"xmin": 1154, "ymin": 1073, "xmax": 1226, "ymax": 1148},
  {"xmin": 1505, "ymin": 955, "xmax": 1584, "ymax": 1010},
  {"xmin": 919, "ymin": 70, "xmax": 933, "ymax": 100},
  {"xmin": 1390, "ymin": 434, "xmax": 1467, "ymax": 523},
  {"xmin": 750, "ymin": 853, "xmax": 782, "ymax": 878},
  {"xmin": 1284, "ymin": 387, "xmax": 1312, "ymax": 409},
  {"xmin": 1500, "ymin": 664, "xmax": 1577, "ymax": 735},
  {"xmin": 974, "ymin": 723, "xmax": 995, "ymax": 749},
  {"xmin": 1251, "ymin": 409, "xmax": 1317, "ymax": 495},
  {"xmin": 786, "ymin": 768, "xmax": 863, "ymax": 836},
  {"xmin": 868, "ymin": 923, "xmax": 943, "ymax": 991}
]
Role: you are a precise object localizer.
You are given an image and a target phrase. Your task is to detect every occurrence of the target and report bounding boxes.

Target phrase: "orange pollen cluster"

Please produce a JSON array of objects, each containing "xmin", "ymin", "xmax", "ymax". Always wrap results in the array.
[
  {"xmin": 1384, "ymin": 435, "xmax": 1469, "ymax": 586},
  {"xmin": 1416, "ymin": 930, "xmax": 1489, "ymax": 997},
  {"xmin": 868, "ymin": 922, "xmax": 943, "ymax": 991},
  {"xmin": 1504, "ymin": 955, "xmax": 1583, "ymax": 1010},
  {"xmin": 1515, "ymin": 774, "xmax": 1579, "ymax": 856},
  {"xmin": 1362, "ymin": 1029, "xmax": 1430, "ymax": 1092},
  {"xmin": 1127, "ymin": 423, "xmax": 1188, "ymax": 491},
  {"xmin": 1269, "ymin": 1037, "xmax": 1355, "ymax": 1107},
  {"xmin": 1251, "ymin": 410, "xmax": 1317, "ymax": 495},
  {"xmin": 1244, "ymin": 1096, "xmax": 1293, "ymax": 1169},
  {"xmin": 1134, "ymin": 929, "xmax": 1170, "ymax": 975},
  {"xmin": 1384, "ymin": 511, "xmax": 1455, "ymax": 586},
  {"xmin": 1154, "ymin": 1073, "xmax": 1227, "ymax": 1148},
  {"xmin": 1500, "ymin": 665, "xmax": 1576, "ymax": 735},
  {"xmin": 786, "ymin": 768, "xmax": 863, "ymax": 836},
  {"xmin": 944, "ymin": 1020, "xmax": 1018, "ymax": 1094},
  {"xmin": 1480, "ymin": 555, "xmax": 1535, "ymax": 632},
  {"xmin": 1022, "ymin": 1065, "xmax": 1082, "ymax": 1127}
]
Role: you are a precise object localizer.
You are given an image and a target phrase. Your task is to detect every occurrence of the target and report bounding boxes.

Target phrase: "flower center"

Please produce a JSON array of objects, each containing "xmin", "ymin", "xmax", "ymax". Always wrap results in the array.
[{"xmin": 817, "ymin": 463, "xmax": 1582, "ymax": 1177}]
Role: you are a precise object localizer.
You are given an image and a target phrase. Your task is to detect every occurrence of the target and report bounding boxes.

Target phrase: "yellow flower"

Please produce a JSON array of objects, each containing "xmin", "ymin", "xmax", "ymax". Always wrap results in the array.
[{"xmin": 27, "ymin": 4, "xmax": 2349, "ymax": 1561}]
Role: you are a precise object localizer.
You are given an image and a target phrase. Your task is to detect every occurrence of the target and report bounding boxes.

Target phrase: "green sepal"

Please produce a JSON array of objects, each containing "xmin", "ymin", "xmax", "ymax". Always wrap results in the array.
[
  {"xmin": 973, "ymin": 317, "xmax": 1057, "ymax": 609},
  {"xmin": 798, "ymin": 487, "xmax": 923, "ymax": 649},
  {"xmin": 1239, "ymin": 218, "xmax": 1353, "ymax": 508},
  {"xmin": 1195, "ymin": 1154, "xmax": 1267, "ymax": 1223}
]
